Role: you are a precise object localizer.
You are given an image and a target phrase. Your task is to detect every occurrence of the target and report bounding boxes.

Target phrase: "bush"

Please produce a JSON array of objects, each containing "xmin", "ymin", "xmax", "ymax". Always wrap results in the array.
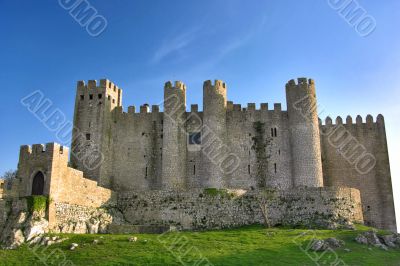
[{"xmin": 26, "ymin": 196, "xmax": 49, "ymax": 215}]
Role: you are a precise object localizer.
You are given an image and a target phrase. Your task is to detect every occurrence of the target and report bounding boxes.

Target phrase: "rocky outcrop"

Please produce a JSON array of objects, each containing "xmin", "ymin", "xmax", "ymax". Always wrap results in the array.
[
  {"xmin": 0, "ymin": 211, "xmax": 49, "ymax": 249},
  {"xmin": 355, "ymin": 231, "xmax": 400, "ymax": 250},
  {"xmin": 54, "ymin": 203, "xmax": 125, "ymax": 234},
  {"xmin": 310, "ymin": 238, "xmax": 345, "ymax": 251}
]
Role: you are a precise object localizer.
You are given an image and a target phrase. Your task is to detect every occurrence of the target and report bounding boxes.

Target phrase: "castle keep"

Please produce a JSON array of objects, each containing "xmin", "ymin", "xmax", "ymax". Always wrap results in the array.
[{"xmin": 0, "ymin": 77, "xmax": 396, "ymax": 238}]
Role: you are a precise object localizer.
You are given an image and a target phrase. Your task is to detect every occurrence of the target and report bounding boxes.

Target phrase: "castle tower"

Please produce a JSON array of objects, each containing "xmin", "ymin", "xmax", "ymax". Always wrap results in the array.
[
  {"xmin": 286, "ymin": 78, "xmax": 323, "ymax": 187},
  {"xmin": 71, "ymin": 79, "xmax": 122, "ymax": 188},
  {"xmin": 201, "ymin": 80, "xmax": 227, "ymax": 188},
  {"xmin": 161, "ymin": 81, "xmax": 187, "ymax": 189}
]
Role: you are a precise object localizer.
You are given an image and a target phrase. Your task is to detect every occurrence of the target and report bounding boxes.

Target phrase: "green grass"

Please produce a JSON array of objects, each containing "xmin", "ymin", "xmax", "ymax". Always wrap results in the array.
[{"xmin": 0, "ymin": 225, "xmax": 399, "ymax": 265}]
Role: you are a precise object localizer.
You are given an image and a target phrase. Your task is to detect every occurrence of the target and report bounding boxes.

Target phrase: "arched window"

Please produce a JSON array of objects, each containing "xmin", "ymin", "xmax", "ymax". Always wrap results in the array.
[{"xmin": 32, "ymin": 171, "xmax": 44, "ymax": 195}]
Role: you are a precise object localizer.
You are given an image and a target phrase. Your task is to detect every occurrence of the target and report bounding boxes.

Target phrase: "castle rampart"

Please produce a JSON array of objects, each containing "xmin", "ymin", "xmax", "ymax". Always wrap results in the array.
[{"xmin": 7, "ymin": 77, "xmax": 395, "ymax": 232}]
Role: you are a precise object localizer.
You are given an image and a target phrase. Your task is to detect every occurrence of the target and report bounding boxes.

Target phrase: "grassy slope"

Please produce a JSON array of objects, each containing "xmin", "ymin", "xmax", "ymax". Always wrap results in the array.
[{"xmin": 0, "ymin": 225, "xmax": 399, "ymax": 266}]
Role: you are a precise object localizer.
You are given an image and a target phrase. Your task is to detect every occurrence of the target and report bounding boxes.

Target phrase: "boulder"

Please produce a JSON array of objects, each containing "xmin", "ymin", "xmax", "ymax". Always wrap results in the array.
[
  {"xmin": 310, "ymin": 239, "xmax": 325, "ymax": 251},
  {"xmin": 24, "ymin": 217, "xmax": 49, "ymax": 241},
  {"xmin": 325, "ymin": 237, "xmax": 344, "ymax": 249},
  {"xmin": 310, "ymin": 238, "xmax": 344, "ymax": 251},
  {"xmin": 7, "ymin": 229, "xmax": 25, "ymax": 249},
  {"xmin": 70, "ymin": 243, "xmax": 79, "ymax": 250}
]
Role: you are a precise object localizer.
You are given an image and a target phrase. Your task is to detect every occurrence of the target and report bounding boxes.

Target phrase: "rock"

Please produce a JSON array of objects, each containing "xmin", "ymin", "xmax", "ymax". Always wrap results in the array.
[
  {"xmin": 363, "ymin": 231, "xmax": 382, "ymax": 246},
  {"xmin": 55, "ymin": 238, "xmax": 68, "ymax": 244},
  {"xmin": 16, "ymin": 212, "xmax": 27, "ymax": 224},
  {"xmin": 46, "ymin": 240, "xmax": 55, "ymax": 246},
  {"xmin": 73, "ymin": 221, "xmax": 87, "ymax": 234},
  {"xmin": 24, "ymin": 218, "xmax": 49, "ymax": 241},
  {"xmin": 325, "ymin": 238, "xmax": 344, "ymax": 249},
  {"xmin": 7, "ymin": 229, "xmax": 25, "ymax": 249},
  {"xmin": 40, "ymin": 236, "xmax": 50, "ymax": 246},
  {"xmin": 29, "ymin": 236, "xmax": 42, "ymax": 245},
  {"xmin": 310, "ymin": 238, "xmax": 344, "ymax": 251},
  {"xmin": 98, "ymin": 223, "xmax": 109, "ymax": 234},
  {"xmin": 344, "ymin": 248, "xmax": 351, "ymax": 252},
  {"xmin": 355, "ymin": 231, "xmax": 383, "ymax": 247},
  {"xmin": 129, "ymin": 236, "xmax": 138, "ymax": 242},
  {"xmin": 326, "ymin": 222, "xmax": 338, "ymax": 230},
  {"xmin": 377, "ymin": 244, "xmax": 388, "ymax": 251},
  {"xmin": 310, "ymin": 239, "xmax": 325, "ymax": 251},
  {"xmin": 93, "ymin": 239, "xmax": 99, "ymax": 244},
  {"xmin": 355, "ymin": 235, "xmax": 368, "ymax": 245},
  {"xmin": 380, "ymin": 235, "xmax": 397, "ymax": 248},
  {"xmin": 342, "ymin": 222, "xmax": 356, "ymax": 230},
  {"xmin": 87, "ymin": 220, "xmax": 100, "ymax": 234},
  {"xmin": 70, "ymin": 243, "xmax": 79, "ymax": 250}
]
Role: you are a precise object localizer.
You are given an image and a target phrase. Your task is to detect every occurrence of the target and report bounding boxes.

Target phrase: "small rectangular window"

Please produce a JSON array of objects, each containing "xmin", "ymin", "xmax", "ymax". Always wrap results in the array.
[
  {"xmin": 274, "ymin": 163, "xmax": 277, "ymax": 173},
  {"xmin": 86, "ymin": 133, "xmax": 91, "ymax": 140},
  {"xmin": 189, "ymin": 132, "xmax": 201, "ymax": 145},
  {"xmin": 145, "ymin": 167, "xmax": 148, "ymax": 178},
  {"xmin": 89, "ymin": 94, "xmax": 93, "ymax": 100},
  {"xmin": 193, "ymin": 165, "xmax": 196, "ymax": 175},
  {"xmin": 274, "ymin": 128, "xmax": 277, "ymax": 137},
  {"xmin": 248, "ymin": 165, "xmax": 251, "ymax": 174},
  {"xmin": 80, "ymin": 95, "xmax": 84, "ymax": 100},
  {"xmin": 108, "ymin": 95, "xmax": 111, "ymax": 101},
  {"xmin": 98, "ymin": 94, "xmax": 102, "ymax": 99},
  {"xmin": 271, "ymin": 128, "xmax": 274, "ymax": 137},
  {"xmin": 112, "ymin": 99, "xmax": 115, "ymax": 104}
]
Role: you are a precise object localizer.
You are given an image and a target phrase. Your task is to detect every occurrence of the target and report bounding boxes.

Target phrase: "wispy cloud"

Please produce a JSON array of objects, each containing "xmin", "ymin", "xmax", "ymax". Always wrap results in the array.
[
  {"xmin": 149, "ymin": 14, "xmax": 267, "ymax": 72},
  {"xmin": 150, "ymin": 26, "xmax": 202, "ymax": 64}
]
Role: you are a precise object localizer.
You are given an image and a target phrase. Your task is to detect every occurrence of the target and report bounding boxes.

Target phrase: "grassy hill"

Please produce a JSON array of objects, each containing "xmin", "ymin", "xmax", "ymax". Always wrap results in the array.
[{"xmin": 0, "ymin": 225, "xmax": 399, "ymax": 265}]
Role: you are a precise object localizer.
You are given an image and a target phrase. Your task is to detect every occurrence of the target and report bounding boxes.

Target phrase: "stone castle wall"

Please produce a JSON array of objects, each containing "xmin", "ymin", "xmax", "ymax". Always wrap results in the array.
[
  {"xmin": 116, "ymin": 187, "xmax": 363, "ymax": 230},
  {"xmin": 9, "ymin": 77, "xmax": 395, "ymax": 232},
  {"xmin": 320, "ymin": 115, "xmax": 396, "ymax": 232}
]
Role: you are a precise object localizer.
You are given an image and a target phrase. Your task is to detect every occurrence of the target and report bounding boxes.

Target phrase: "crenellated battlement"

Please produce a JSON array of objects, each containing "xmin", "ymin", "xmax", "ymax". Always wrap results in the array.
[
  {"xmin": 203, "ymin": 79, "xmax": 227, "ymax": 89},
  {"xmin": 77, "ymin": 79, "xmax": 122, "ymax": 93},
  {"xmin": 286, "ymin": 77, "xmax": 315, "ymax": 88},
  {"xmin": 76, "ymin": 79, "xmax": 122, "ymax": 108},
  {"xmin": 320, "ymin": 114, "xmax": 385, "ymax": 127},
  {"xmin": 227, "ymin": 102, "xmax": 283, "ymax": 113},
  {"xmin": 164, "ymin": 80, "xmax": 186, "ymax": 90},
  {"xmin": 19, "ymin": 143, "xmax": 68, "ymax": 159}
]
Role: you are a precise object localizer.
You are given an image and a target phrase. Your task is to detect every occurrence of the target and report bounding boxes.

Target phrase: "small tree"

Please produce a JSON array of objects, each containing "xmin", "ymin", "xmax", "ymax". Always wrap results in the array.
[
  {"xmin": 1, "ymin": 170, "xmax": 16, "ymax": 180},
  {"xmin": 257, "ymin": 189, "xmax": 276, "ymax": 228}
]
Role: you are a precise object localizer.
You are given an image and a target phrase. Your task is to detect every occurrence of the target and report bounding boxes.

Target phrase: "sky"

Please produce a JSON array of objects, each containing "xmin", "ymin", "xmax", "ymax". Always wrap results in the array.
[{"xmin": 0, "ymin": 1, "xmax": 399, "ymax": 225}]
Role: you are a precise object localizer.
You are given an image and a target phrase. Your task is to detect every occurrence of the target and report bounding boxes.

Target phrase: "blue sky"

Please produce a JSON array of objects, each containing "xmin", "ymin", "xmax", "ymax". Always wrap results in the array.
[{"xmin": 0, "ymin": 1, "xmax": 399, "ymax": 223}]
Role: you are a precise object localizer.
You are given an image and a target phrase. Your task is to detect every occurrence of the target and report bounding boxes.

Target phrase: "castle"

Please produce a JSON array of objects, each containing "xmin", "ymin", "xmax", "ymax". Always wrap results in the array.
[{"xmin": 0, "ymin": 77, "xmax": 396, "ymax": 236}]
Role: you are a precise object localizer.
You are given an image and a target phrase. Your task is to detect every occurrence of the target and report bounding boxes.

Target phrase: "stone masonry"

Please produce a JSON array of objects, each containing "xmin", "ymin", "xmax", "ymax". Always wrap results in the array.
[{"xmin": 0, "ymin": 77, "xmax": 396, "ymax": 235}]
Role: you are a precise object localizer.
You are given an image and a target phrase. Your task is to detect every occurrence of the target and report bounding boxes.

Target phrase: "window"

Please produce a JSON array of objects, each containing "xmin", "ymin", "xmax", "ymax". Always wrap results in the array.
[
  {"xmin": 271, "ymin": 128, "xmax": 277, "ymax": 137},
  {"xmin": 108, "ymin": 95, "xmax": 111, "ymax": 101},
  {"xmin": 193, "ymin": 165, "xmax": 196, "ymax": 175},
  {"xmin": 112, "ymin": 99, "xmax": 115, "ymax": 104},
  {"xmin": 80, "ymin": 95, "xmax": 84, "ymax": 100},
  {"xmin": 98, "ymin": 94, "xmax": 102, "ymax": 99},
  {"xmin": 248, "ymin": 165, "xmax": 251, "ymax": 174},
  {"xmin": 86, "ymin": 133, "xmax": 91, "ymax": 140},
  {"xmin": 145, "ymin": 167, "xmax": 148, "ymax": 178},
  {"xmin": 89, "ymin": 94, "xmax": 93, "ymax": 100},
  {"xmin": 274, "ymin": 163, "xmax": 277, "ymax": 173},
  {"xmin": 189, "ymin": 132, "xmax": 201, "ymax": 145}
]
